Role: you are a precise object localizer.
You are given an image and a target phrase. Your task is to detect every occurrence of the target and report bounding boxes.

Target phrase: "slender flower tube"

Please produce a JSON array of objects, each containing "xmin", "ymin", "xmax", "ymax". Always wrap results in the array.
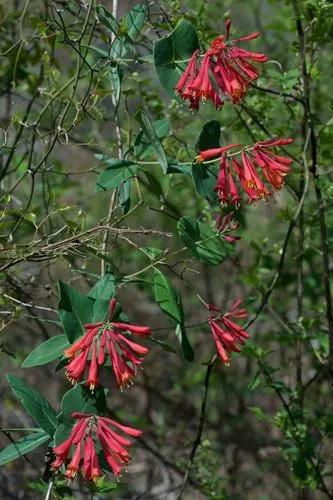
[
  {"xmin": 52, "ymin": 412, "xmax": 142, "ymax": 481},
  {"xmin": 64, "ymin": 299, "xmax": 151, "ymax": 390},
  {"xmin": 196, "ymin": 143, "xmax": 240, "ymax": 163}
]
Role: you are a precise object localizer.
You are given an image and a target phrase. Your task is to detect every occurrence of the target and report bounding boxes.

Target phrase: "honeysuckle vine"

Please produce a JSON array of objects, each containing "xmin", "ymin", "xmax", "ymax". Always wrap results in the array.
[{"xmin": 1, "ymin": 1, "xmax": 333, "ymax": 499}]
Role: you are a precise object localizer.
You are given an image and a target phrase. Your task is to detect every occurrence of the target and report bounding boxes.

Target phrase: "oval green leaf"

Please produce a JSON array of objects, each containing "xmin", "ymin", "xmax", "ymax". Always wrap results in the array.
[
  {"xmin": 153, "ymin": 19, "xmax": 199, "ymax": 99},
  {"xmin": 0, "ymin": 431, "xmax": 50, "ymax": 466},
  {"xmin": 22, "ymin": 334, "xmax": 70, "ymax": 368},
  {"xmin": 7, "ymin": 375, "xmax": 58, "ymax": 437}
]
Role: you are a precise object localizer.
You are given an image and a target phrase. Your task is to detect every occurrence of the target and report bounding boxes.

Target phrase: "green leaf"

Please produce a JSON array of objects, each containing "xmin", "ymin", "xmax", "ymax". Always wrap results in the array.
[
  {"xmin": 175, "ymin": 323, "xmax": 194, "ymax": 362},
  {"xmin": 166, "ymin": 160, "xmax": 192, "ymax": 175},
  {"xmin": 83, "ymin": 44, "xmax": 109, "ymax": 58},
  {"xmin": 194, "ymin": 120, "xmax": 221, "ymax": 152},
  {"xmin": 89, "ymin": 478, "xmax": 119, "ymax": 493},
  {"xmin": 191, "ymin": 120, "xmax": 221, "ymax": 202},
  {"xmin": 143, "ymin": 247, "xmax": 163, "ymax": 259},
  {"xmin": 118, "ymin": 180, "xmax": 131, "ymax": 214},
  {"xmin": 153, "ymin": 269, "xmax": 194, "ymax": 361},
  {"xmin": 135, "ymin": 110, "xmax": 168, "ymax": 174},
  {"xmin": 54, "ymin": 385, "xmax": 106, "ymax": 446},
  {"xmin": 293, "ymin": 455, "xmax": 308, "ymax": 481},
  {"xmin": 58, "ymin": 281, "xmax": 94, "ymax": 343},
  {"xmin": 58, "ymin": 282, "xmax": 110, "ymax": 342},
  {"xmin": 0, "ymin": 431, "xmax": 50, "ymax": 465},
  {"xmin": 95, "ymin": 156, "xmax": 135, "ymax": 168},
  {"xmin": 7, "ymin": 375, "xmax": 57, "ymax": 436},
  {"xmin": 22, "ymin": 335, "xmax": 70, "ymax": 368},
  {"xmin": 141, "ymin": 171, "xmax": 164, "ymax": 200},
  {"xmin": 134, "ymin": 118, "xmax": 170, "ymax": 160},
  {"xmin": 149, "ymin": 336, "xmax": 177, "ymax": 354},
  {"xmin": 96, "ymin": 5, "xmax": 119, "ymax": 35},
  {"xmin": 248, "ymin": 371, "xmax": 261, "ymax": 390},
  {"xmin": 154, "ymin": 268, "xmax": 183, "ymax": 324},
  {"xmin": 153, "ymin": 19, "xmax": 199, "ymax": 99},
  {"xmin": 109, "ymin": 65, "xmax": 123, "ymax": 110},
  {"xmin": 96, "ymin": 163, "xmax": 138, "ymax": 191},
  {"xmin": 191, "ymin": 163, "xmax": 219, "ymax": 202},
  {"xmin": 177, "ymin": 216, "xmax": 234, "ymax": 265},
  {"xmin": 110, "ymin": 4, "xmax": 147, "ymax": 59},
  {"xmin": 123, "ymin": 4, "xmax": 147, "ymax": 40},
  {"xmin": 61, "ymin": 385, "xmax": 106, "ymax": 422},
  {"xmin": 89, "ymin": 274, "xmax": 116, "ymax": 300}
]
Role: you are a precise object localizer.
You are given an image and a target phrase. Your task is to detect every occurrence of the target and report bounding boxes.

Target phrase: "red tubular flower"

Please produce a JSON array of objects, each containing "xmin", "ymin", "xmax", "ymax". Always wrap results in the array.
[
  {"xmin": 52, "ymin": 413, "xmax": 141, "ymax": 481},
  {"xmin": 64, "ymin": 299, "xmax": 151, "ymax": 390},
  {"xmin": 215, "ymin": 155, "xmax": 241, "ymax": 207},
  {"xmin": 196, "ymin": 143, "xmax": 240, "ymax": 163},
  {"xmin": 253, "ymin": 138, "xmax": 294, "ymax": 190},
  {"xmin": 175, "ymin": 49, "xmax": 201, "ymax": 110},
  {"xmin": 207, "ymin": 300, "xmax": 249, "ymax": 366},
  {"xmin": 175, "ymin": 18, "xmax": 268, "ymax": 110},
  {"xmin": 240, "ymin": 150, "xmax": 270, "ymax": 200}
]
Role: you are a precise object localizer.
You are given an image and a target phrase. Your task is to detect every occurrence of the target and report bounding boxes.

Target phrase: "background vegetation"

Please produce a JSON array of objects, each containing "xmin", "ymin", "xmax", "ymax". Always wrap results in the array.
[{"xmin": 1, "ymin": 0, "xmax": 333, "ymax": 498}]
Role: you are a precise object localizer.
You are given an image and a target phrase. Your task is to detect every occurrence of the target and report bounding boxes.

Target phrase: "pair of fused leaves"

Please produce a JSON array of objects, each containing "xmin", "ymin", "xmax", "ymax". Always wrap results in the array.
[{"xmin": 178, "ymin": 216, "xmax": 234, "ymax": 265}]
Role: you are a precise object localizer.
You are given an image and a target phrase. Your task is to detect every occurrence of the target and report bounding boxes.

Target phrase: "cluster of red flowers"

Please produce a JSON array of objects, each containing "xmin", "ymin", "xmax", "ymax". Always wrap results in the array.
[
  {"xmin": 52, "ymin": 299, "xmax": 150, "ymax": 482},
  {"xmin": 196, "ymin": 138, "xmax": 293, "ymax": 206},
  {"xmin": 52, "ymin": 413, "xmax": 142, "ymax": 481},
  {"xmin": 207, "ymin": 300, "xmax": 249, "ymax": 365},
  {"xmin": 64, "ymin": 299, "xmax": 151, "ymax": 391},
  {"xmin": 176, "ymin": 19, "xmax": 268, "ymax": 110}
]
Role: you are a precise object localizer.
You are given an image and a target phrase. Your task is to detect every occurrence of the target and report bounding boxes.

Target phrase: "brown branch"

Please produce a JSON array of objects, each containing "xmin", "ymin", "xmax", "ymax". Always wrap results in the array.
[{"xmin": 0, "ymin": 225, "xmax": 172, "ymax": 272}]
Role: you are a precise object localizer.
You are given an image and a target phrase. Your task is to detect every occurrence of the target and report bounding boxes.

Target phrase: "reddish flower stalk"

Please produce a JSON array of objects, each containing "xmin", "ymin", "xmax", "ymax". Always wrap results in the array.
[
  {"xmin": 196, "ymin": 138, "xmax": 293, "ymax": 206},
  {"xmin": 52, "ymin": 412, "xmax": 142, "ymax": 481},
  {"xmin": 207, "ymin": 300, "xmax": 249, "ymax": 366},
  {"xmin": 176, "ymin": 18, "xmax": 268, "ymax": 110},
  {"xmin": 64, "ymin": 299, "xmax": 151, "ymax": 390}
]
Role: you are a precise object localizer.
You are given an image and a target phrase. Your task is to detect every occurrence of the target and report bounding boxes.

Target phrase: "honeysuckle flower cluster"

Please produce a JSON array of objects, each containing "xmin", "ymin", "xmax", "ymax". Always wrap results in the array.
[
  {"xmin": 65, "ymin": 298, "xmax": 151, "ymax": 391},
  {"xmin": 207, "ymin": 300, "xmax": 249, "ymax": 366},
  {"xmin": 196, "ymin": 138, "xmax": 294, "ymax": 206},
  {"xmin": 53, "ymin": 298, "xmax": 150, "ymax": 482},
  {"xmin": 52, "ymin": 412, "xmax": 142, "ymax": 481},
  {"xmin": 176, "ymin": 18, "xmax": 268, "ymax": 110}
]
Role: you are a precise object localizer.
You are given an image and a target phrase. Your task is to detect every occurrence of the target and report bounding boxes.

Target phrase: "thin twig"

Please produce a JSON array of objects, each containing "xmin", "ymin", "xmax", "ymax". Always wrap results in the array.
[{"xmin": 176, "ymin": 356, "xmax": 216, "ymax": 498}]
